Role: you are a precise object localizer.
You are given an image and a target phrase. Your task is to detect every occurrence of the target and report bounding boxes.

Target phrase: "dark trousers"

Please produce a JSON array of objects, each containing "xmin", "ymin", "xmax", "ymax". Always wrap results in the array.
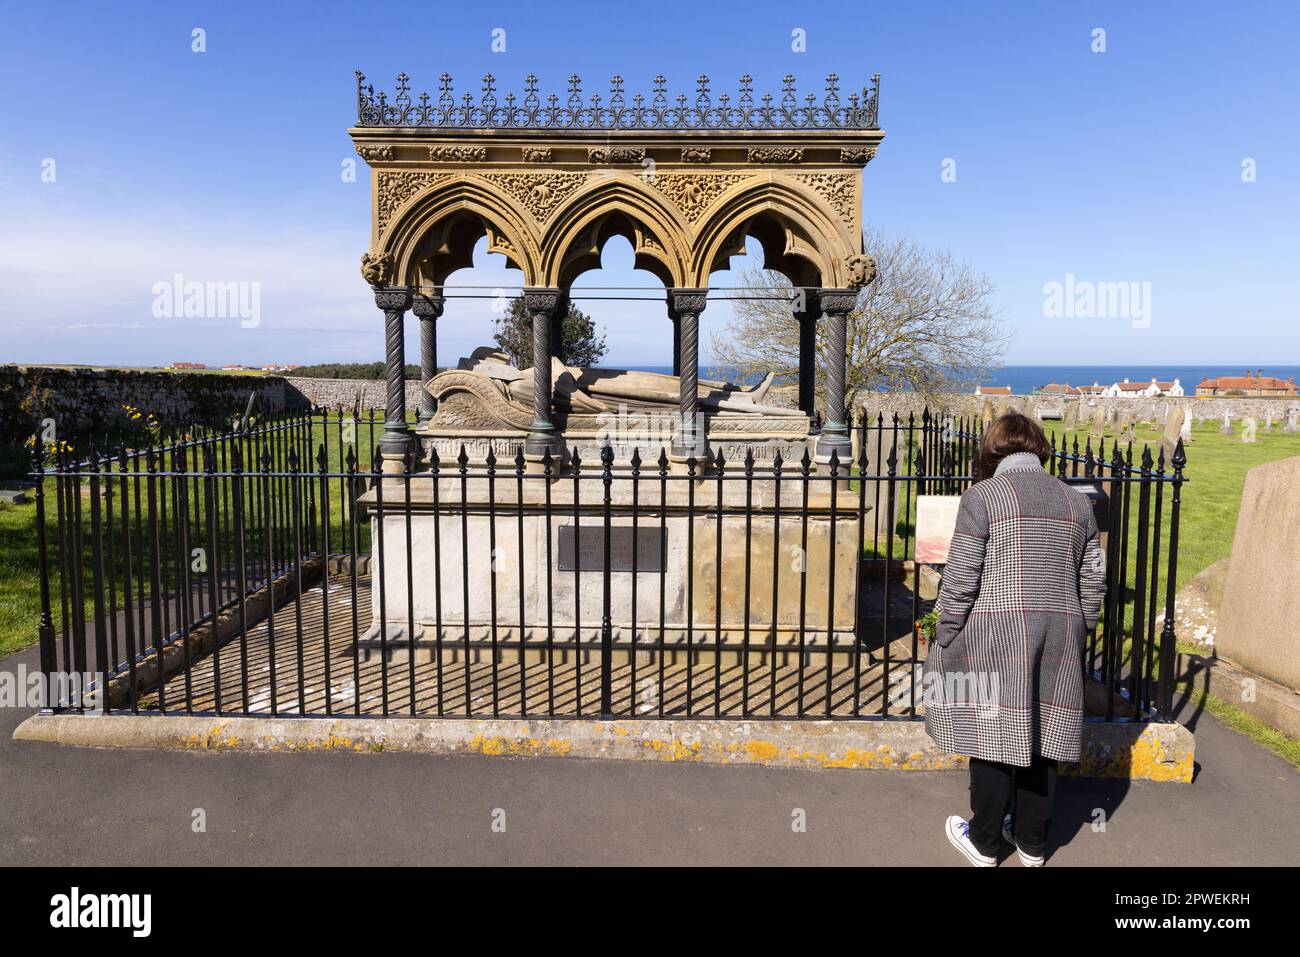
[{"xmin": 968, "ymin": 755, "xmax": 1057, "ymax": 857}]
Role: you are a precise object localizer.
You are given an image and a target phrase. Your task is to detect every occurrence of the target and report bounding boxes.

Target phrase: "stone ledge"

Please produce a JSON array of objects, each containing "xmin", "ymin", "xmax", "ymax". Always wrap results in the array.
[
  {"xmin": 12, "ymin": 714, "xmax": 1193, "ymax": 782},
  {"xmin": 1179, "ymin": 651, "xmax": 1300, "ymax": 740}
]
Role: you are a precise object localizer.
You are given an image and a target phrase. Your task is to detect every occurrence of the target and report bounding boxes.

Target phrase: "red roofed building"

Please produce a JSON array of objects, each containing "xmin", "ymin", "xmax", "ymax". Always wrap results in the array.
[
  {"xmin": 974, "ymin": 384, "xmax": 1012, "ymax": 396},
  {"xmin": 1195, "ymin": 372, "xmax": 1298, "ymax": 397}
]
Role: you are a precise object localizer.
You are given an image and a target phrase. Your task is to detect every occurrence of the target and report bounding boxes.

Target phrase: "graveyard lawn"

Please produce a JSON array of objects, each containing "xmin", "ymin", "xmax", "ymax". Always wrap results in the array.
[
  {"xmin": 0, "ymin": 415, "xmax": 387, "ymax": 658},
  {"xmin": 1046, "ymin": 418, "xmax": 1300, "ymax": 595}
]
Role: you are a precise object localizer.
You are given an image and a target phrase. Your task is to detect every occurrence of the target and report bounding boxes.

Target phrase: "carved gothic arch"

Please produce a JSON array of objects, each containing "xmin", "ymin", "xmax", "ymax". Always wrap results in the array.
[
  {"xmin": 539, "ymin": 175, "xmax": 690, "ymax": 289},
  {"xmin": 690, "ymin": 175, "xmax": 859, "ymax": 288},
  {"xmin": 382, "ymin": 177, "xmax": 542, "ymax": 286}
]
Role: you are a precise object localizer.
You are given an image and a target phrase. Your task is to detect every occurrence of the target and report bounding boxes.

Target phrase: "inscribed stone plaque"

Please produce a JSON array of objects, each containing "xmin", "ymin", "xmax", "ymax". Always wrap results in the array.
[{"xmin": 557, "ymin": 525, "xmax": 665, "ymax": 572}]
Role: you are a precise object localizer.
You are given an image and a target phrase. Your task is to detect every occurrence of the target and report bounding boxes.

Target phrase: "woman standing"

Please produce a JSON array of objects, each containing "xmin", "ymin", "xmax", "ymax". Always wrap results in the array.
[{"xmin": 924, "ymin": 412, "xmax": 1107, "ymax": 866}]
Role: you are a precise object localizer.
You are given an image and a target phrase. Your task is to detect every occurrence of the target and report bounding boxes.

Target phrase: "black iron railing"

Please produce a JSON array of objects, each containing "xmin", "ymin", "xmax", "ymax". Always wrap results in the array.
[
  {"xmin": 30, "ymin": 407, "xmax": 1185, "ymax": 722},
  {"xmin": 355, "ymin": 71, "xmax": 881, "ymax": 131}
]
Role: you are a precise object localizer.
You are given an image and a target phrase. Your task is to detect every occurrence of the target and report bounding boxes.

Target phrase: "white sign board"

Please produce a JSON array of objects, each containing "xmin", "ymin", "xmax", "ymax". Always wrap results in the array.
[{"xmin": 914, "ymin": 495, "xmax": 962, "ymax": 564}]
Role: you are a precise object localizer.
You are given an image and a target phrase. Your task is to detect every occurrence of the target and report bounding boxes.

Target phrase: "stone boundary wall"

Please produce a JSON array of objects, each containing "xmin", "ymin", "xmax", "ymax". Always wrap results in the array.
[
  {"xmin": 282, "ymin": 376, "xmax": 422, "ymax": 412},
  {"xmin": 0, "ymin": 366, "xmax": 304, "ymax": 472},
  {"xmin": 857, "ymin": 392, "xmax": 1300, "ymax": 425}
]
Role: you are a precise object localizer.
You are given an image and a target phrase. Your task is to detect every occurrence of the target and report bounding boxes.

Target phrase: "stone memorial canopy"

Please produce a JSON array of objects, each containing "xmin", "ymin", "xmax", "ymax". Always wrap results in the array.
[{"xmin": 349, "ymin": 69, "xmax": 884, "ymax": 466}]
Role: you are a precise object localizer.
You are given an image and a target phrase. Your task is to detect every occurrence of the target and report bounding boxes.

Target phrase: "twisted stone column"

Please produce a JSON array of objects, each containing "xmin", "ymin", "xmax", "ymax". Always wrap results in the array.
[
  {"xmin": 794, "ymin": 297, "xmax": 822, "ymax": 432},
  {"xmin": 550, "ymin": 294, "xmax": 568, "ymax": 365},
  {"xmin": 375, "ymin": 285, "xmax": 414, "ymax": 457},
  {"xmin": 524, "ymin": 287, "xmax": 563, "ymax": 456},
  {"xmin": 412, "ymin": 292, "xmax": 444, "ymax": 425},
  {"xmin": 670, "ymin": 289, "xmax": 707, "ymax": 459},
  {"xmin": 667, "ymin": 300, "xmax": 681, "ymax": 376},
  {"xmin": 816, "ymin": 288, "xmax": 857, "ymax": 463}
]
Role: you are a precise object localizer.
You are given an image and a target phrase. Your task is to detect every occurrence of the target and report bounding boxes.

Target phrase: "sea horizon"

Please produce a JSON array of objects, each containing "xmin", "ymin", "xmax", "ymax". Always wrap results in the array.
[{"xmin": 607, "ymin": 364, "xmax": 1300, "ymax": 395}]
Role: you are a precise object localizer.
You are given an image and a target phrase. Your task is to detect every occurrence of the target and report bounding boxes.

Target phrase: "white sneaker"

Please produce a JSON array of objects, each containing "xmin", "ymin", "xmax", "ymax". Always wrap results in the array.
[
  {"xmin": 945, "ymin": 816, "xmax": 997, "ymax": 867},
  {"xmin": 1002, "ymin": 814, "xmax": 1045, "ymax": 867}
]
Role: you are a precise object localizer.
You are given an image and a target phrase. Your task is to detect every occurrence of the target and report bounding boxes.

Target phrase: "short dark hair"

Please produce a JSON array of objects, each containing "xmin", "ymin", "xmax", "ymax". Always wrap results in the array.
[{"xmin": 979, "ymin": 412, "xmax": 1051, "ymax": 479}]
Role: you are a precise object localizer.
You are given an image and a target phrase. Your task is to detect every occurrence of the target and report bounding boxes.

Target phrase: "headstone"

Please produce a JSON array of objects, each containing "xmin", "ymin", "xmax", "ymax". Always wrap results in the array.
[
  {"xmin": 1284, "ymin": 408, "xmax": 1299, "ymax": 433},
  {"xmin": 1161, "ymin": 407, "xmax": 1185, "ymax": 456},
  {"xmin": 1220, "ymin": 411, "xmax": 1233, "ymax": 435},
  {"xmin": 1242, "ymin": 416, "xmax": 1257, "ymax": 443},
  {"xmin": 1115, "ymin": 412, "xmax": 1134, "ymax": 442},
  {"xmin": 1216, "ymin": 456, "xmax": 1300, "ymax": 690},
  {"xmin": 1088, "ymin": 405, "xmax": 1107, "ymax": 438},
  {"xmin": 1264, "ymin": 412, "xmax": 1274, "ymax": 432},
  {"xmin": 1062, "ymin": 400, "xmax": 1079, "ymax": 432},
  {"xmin": 1180, "ymin": 413, "xmax": 1192, "ymax": 444},
  {"xmin": 979, "ymin": 397, "xmax": 994, "ymax": 427}
]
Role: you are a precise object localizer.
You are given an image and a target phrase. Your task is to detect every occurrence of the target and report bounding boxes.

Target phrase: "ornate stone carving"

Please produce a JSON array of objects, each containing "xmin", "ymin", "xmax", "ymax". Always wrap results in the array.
[
  {"xmin": 747, "ymin": 147, "xmax": 804, "ymax": 163},
  {"xmin": 360, "ymin": 251, "xmax": 395, "ymax": 288},
  {"xmin": 411, "ymin": 294, "xmax": 445, "ymax": 320},
  {"xmin": 671, "ymin": 290, "xmax": 708, "ymax": 316},
  {"xmin": 377, "ymin": 171, "xmax": 450, "ymax": 233},
  {"xmin": 792, "ymin": 172, "xmax": 857, "ymax": 222},
  {"xmin": 840, "ymin": 146, "xmax": 877, "ymax": 165},
  {"xmin": 522, "ymin": 289, "xmax": 561, "ymax": 314},
  {"xmin": 521, "ymin": 146, "xmax": 552, "ymax": 163},
  {"xmin": 588, "ymin": 146, "xmax": 646, "ymax": 164},
  {"xmin": 680, "ymin": 147, "xmax": 712, "ymax": 163},
  {"xmin": 428, "ymin": 145, "xmax": 487, "ymax": 162},
  {"xmin": 373, "ymin": 285, "xmax": 412, "ymax": 312},
  {"xmin": 816, "ymin": 288, "xmax": 858, "ymax": 315},
  {"xmin": 845, "ymin": 254, "xmax": 877, "ymax": 288},
  {"xmin": 481, "ymin": 171, "xmax": 588, "ymax": 222},
  {"xmin": 357, "ymin": 145, "xmax": 394, "ymax": 162},
  {"xmin": 651, "ymin": 173, "xmax": 746, "ymax": 223}
]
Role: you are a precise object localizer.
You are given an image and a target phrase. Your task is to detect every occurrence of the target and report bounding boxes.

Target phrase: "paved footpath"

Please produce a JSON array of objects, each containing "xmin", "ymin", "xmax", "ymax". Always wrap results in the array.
[{"xmin": 1, "ymin": 643, "xmax": 1296, "ymax": 866}]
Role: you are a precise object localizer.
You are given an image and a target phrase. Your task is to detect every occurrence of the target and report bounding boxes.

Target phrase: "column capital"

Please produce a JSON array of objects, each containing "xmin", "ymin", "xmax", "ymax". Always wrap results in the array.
[
  {"xmin": 523, "ymin": 287, "xmax": 563, "ymax": 315},
  {"xmin": 374, "ymin": 285, "xmax": 412, "ymax": 312},
  {"xmin": 816, "ymin": 288, "xmax": 858, "ymax": 315},
  {"xmin": 411, "ymin": 292, "xmax": 444, "ymax": 320},
  {"xmin": 670, "ymin": 288, "xmax": 708, "ymax": 316}
]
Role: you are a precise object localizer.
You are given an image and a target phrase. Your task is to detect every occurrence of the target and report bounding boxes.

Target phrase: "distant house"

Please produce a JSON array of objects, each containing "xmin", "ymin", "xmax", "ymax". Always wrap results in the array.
[
  {"xmin": 1195, "ymin": 372, "xmax": 1298, "ymax": 397},
  {"xmin": 974, "ymin": 384, "xmax": 1012, "ymax": 397},
  {"xmin": 169, "ymin": 361, "xmax": 206, "ymax": 370},
  {"xmin": 1034, "ymin": 381, "xmax": 1082, "ymax": 397},
  {"xmin": 259, "ymin": 363, "xmax": 304, "ymax": 372},
  {"xmin": 1076, "ymin": 381, "xmax": 1107, "ymax": 396},
  {"xmin": 1099, "ymin": 376, "xmax": 1183, "ymax": 398},
  {"xmin": 222, "ymin": 364, "xmax": 252, "ymax": 371}
]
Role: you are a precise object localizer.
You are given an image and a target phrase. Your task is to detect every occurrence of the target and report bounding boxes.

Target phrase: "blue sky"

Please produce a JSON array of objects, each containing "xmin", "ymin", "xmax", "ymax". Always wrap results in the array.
[{"xmin": 0, "ymin": 0, "xmax": 1296, "ymax": 369}]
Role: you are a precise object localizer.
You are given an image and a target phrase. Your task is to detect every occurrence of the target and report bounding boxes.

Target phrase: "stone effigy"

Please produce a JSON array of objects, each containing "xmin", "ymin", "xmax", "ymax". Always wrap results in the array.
[{"xmin": 420, "ymin": 347, "xmax": 812, "ymax": 465}]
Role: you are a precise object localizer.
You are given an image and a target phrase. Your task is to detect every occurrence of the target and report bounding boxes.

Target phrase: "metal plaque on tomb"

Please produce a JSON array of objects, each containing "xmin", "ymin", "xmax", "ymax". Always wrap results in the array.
[{"xmin": 557, "ymin": 525, "xmax": 665, "ymax": 572}]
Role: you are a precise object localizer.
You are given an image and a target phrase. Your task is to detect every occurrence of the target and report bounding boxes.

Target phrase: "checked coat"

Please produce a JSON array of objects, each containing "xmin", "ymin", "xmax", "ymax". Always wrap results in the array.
[{"xmin": 922, "ymin": 452, "xmax": 1107, "ymax": 766}]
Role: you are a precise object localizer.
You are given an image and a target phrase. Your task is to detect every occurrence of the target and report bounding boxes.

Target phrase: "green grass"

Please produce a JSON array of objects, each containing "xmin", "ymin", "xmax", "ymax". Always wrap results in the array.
[
  {"xmin": 0, "ymin": 413, "xmax": 394, "ymax": 658},
  {"xmin": 1177, "ymin": 675, "xmax": 1300, "ymax": 769}
]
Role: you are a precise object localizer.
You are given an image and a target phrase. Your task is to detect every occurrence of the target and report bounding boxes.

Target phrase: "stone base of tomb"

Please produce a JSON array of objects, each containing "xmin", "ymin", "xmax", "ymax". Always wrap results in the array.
[{"xmin": 355, "ymin": 469, "xmax": 864, "ymax": 663}]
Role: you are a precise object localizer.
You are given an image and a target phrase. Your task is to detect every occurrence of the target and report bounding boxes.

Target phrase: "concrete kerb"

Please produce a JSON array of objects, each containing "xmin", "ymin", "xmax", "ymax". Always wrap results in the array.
[{"xmin": 12, "ymin": 714, "xmax": 1194, "ymax": 782}]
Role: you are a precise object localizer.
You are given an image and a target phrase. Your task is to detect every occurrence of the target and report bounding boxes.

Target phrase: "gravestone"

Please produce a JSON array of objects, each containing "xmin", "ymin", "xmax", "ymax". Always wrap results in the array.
[
  {"xmin": 979, "ymin": 397, "xmax": 994, "ymax": 427},
  {"xmin": 1088, "ymin": 405, "xmax": 1107, "ymax": 438},
  {"xmin": 1216, "ymin": 456, "xmax": 1300, "ymax": 690},
  {"xmin": 1062, "ymin": 400, "xmax": 1079, "ymax": 432},
  {"xmin": 1180, "ymin": 412, "xmax": 1192, "ymax": 444},
  {"xmin": 1264, "ymin": 412, "xmax": 1274, "ymax": 432},
  {"xmin": 1220, "ymin": 411, "xmax": 1233, "ymax": 435},
  {"xmin": 1160, "ymin": 407, "xmax": 1185, "ymax": 457},
  {"xmin": 1115, "ymin": 412, "xmax": 1134, "ymax": 443},
  {"xmin": 1284, "ymin": 408, "xmax": 1300, "ymax": 433},
  {"xmin": 1242, "ymin": 416, "xmax": 1258, "ymax": 443}
]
